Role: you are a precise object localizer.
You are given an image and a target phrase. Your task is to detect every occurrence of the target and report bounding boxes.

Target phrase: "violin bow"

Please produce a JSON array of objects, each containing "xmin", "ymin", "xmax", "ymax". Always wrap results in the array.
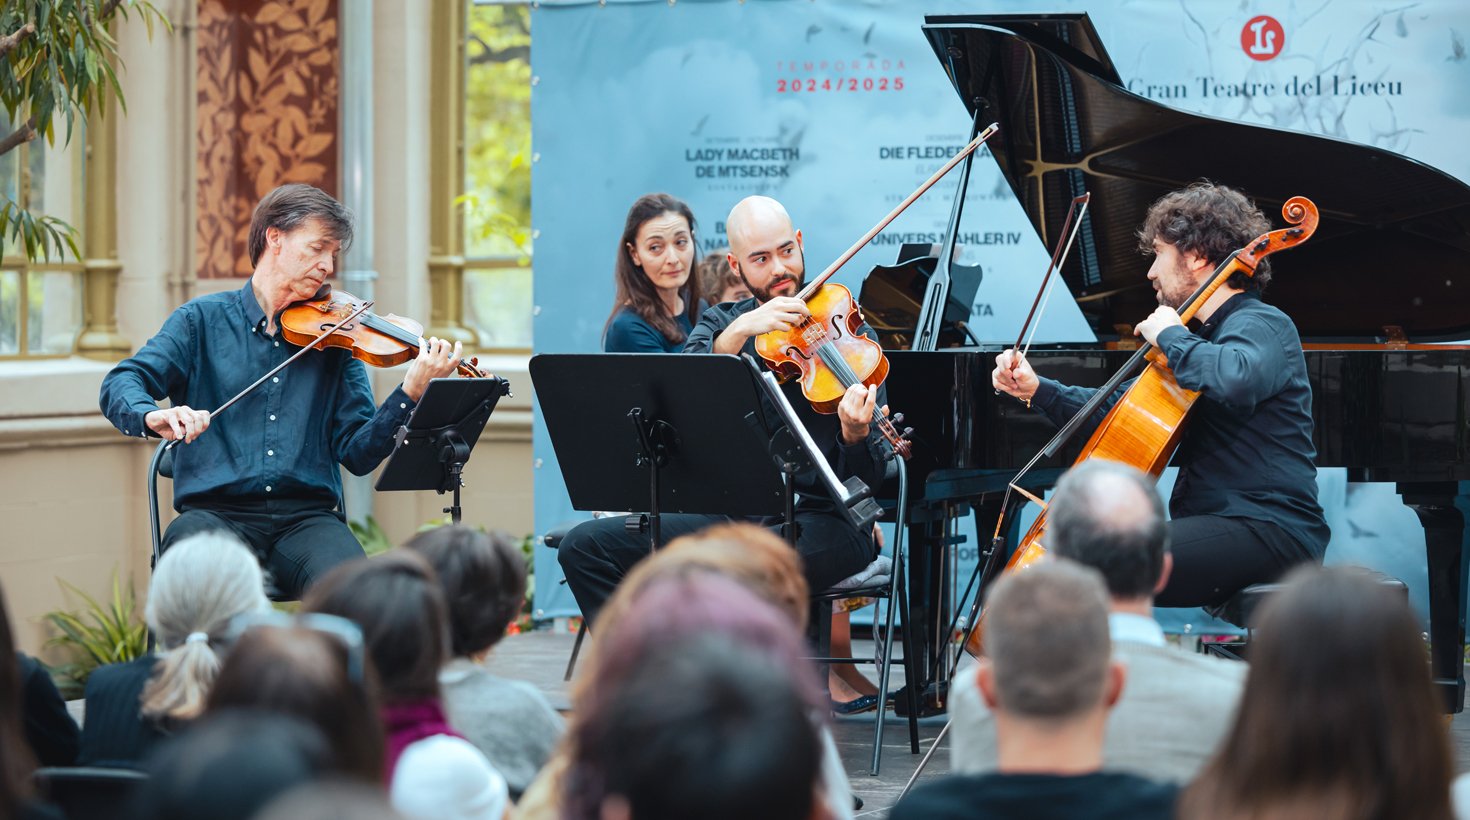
[
  {"xmin": 986, "ymin": 192, "xmax": 1091, "ymax": 543},
  {"xmin": 794, "ymin": 123, "xmax": 999, "ymax": 299},
  {"xmin": 998, "ymin": 192, "xmax": 1092, "ymax": 406}
]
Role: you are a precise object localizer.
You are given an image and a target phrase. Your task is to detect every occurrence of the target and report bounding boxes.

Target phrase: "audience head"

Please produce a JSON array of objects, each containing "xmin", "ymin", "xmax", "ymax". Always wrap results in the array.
[
  {"xmin": 977, "ymin": 562, "xmax": 1119, "ymax": 725},
  {"xmin": 610, "ymin": 192, "xmax": 702, "ymax": 344},
  {"xmin": 127, "ymin": 710, "xmax": 335, "ymax": 820},
  {"xmin": 593, "ymin": 522, "xmax": 809, "ymax": 637},
  {"xmin": 1181, "ymin": 566, "xmax": 1454, "ymax": 820},
  {"xmin": 696, "ymin": 248, "xmax": 750, "ymax": 304},
  {"xmin": 405, "ymin": 525, "xmax": 526, "ymax": 659},
  {"xmin": 1048, "ymin": 460, "xmax": 1170, "ymax": 601},
  {"xmin": 254, "ymin": 780, "xmax": 406, "ymax": 820},
  {"xmin": 208, "ymin": 623, "xmax": 384, "ymax": 783},
  {"xmin": 566, "ymin": 571, "xmax": 823, "ymax": 819},
  {"xmin": 725, "ymin": 196, "xmax": 805, "ymax": 302},
  {"xmin": 0, "ymin": 584, "xmax": 36, "ymax": 813},
  {"xmin": 142, "ymin": 531, "xmax": 270, "ymax": 721},
  {"xmin": 568, "ymin": 636, "xmax": 824, "ymax": 820},
  {"xmin": 585, "ymin": 571, "xmax": 819, "ymax": 708},
  {"xmin": 302, "ymin": 550, "xmax": 449, "ymax": 705}
]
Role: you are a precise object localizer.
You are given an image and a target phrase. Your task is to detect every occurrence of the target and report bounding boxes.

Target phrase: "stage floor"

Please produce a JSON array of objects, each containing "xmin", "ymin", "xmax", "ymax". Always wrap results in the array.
[{"xmin": 486, "ymin": 628, "xmax": 1470, "ymax": 818}]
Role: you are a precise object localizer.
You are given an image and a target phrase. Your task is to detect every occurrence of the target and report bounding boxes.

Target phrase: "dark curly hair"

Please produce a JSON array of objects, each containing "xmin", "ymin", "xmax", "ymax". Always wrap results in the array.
[{"xmin": 1137, "ymin": 181, "xmax": 1273, "ymax": 293}]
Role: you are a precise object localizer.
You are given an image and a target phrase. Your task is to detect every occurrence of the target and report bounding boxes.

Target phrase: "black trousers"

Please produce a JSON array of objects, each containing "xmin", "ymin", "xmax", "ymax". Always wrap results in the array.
[
  {"xmin": 557, "ymin": 510, "xmax": 876, "ymax": 626},
  {"xmin": 160, "ymin": 499, "xmax": 366, "ymax": 600},
  {"xmin": 1154, "ymin": 514, "xmax": 1317, "ymax": 608}
]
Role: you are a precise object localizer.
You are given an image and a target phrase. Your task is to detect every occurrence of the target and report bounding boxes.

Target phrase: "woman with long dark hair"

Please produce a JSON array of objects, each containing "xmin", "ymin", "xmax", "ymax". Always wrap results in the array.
[
  {"xmin": 304, "ymin": 550, "xmax": 508, "ymax": 820},
  {"xmin": 1178, "ymin": 566, "xmax": 1455, "ymax": 820},
  {"xmin": 603, "ymin": 193, "xmax": 704, "ymax": 352}
]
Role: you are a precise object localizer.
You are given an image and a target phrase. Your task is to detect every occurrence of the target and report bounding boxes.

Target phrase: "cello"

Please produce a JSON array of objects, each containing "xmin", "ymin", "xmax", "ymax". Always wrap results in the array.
[{"xmin": 964, "ymin": 195, "xmax": 1320, "ymax": 657}]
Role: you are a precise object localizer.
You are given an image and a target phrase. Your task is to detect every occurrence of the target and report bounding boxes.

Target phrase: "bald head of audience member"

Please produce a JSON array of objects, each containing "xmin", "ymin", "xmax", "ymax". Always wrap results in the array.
[
  {"xmin": 724, "ymin": 196, "xmax": 805, "ymax": 302},
  {"xmin": 1048, "ymin": 461, "xmax": 1170, "ymax": 606},
  {"xmin": 977, "ymin": 563, "xmax": 1123, "ymax": 771}
]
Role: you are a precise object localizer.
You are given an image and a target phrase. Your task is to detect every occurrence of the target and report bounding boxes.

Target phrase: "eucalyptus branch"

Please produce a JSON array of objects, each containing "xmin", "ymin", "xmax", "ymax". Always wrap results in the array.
[
  {"xmin": 0, "ymin": 22, "xmax": 36, "ymax": 58},
  {"xmin": 467, "ymin": 34, "xmax": 528, "ymax": 66},
  {"xmin": 0, "ymin": 118, "xmax": 37, "ymax": 157}
]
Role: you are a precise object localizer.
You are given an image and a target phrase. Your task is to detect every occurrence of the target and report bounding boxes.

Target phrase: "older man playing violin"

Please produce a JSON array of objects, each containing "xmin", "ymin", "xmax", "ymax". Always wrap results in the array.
[
  {"xmin": 992, "ymin": 181, "xmax": 1328, "ymax": 608},
  {"xmin": 99, "ymin": 184, "xmax": 463, "ymax": 597},
  {"xmin": 557, "ymin": 195, "xmax": 891, "ymax": 628}
]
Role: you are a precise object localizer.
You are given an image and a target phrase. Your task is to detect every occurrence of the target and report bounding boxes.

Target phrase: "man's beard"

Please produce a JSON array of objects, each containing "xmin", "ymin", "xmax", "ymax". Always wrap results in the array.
[{"xmin": 732, "ymin": 247, "xmax": 806, "ymax": 302}]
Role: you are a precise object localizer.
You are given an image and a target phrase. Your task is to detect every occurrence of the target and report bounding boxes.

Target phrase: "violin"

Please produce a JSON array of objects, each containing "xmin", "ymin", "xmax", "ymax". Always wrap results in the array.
[
  {"xmin": 963, "ymin": 196, "xmax": 1320, "ymax": 658},
  {"xmin": 278, "ymin": 289, "xmax": 486, "ymax": 378},
  {"xmin": 159, "ymin": 288, "xmax": 493, "ymax": 456},
  {"xmin": 752, "ymin": 124, "xmax": 1001, "ymax": 460}
]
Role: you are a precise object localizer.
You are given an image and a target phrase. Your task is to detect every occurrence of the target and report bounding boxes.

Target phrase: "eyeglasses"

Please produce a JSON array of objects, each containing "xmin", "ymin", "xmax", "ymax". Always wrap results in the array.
[{"xmin": 224, "ymin": 609, "xmax": 366, "ymax": 686}]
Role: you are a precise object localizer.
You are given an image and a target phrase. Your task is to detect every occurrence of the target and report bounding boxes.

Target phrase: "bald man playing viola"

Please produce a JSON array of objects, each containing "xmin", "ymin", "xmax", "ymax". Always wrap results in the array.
[{"xmin": 557, "ymin": 196, "xmax": 893, "ymax": 625}]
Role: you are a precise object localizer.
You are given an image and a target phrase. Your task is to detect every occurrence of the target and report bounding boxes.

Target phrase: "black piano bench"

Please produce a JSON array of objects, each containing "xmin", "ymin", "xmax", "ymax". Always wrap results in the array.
[{"xmin": 1202, "ymin": 572, "xmax": 1408, "ymax": 662}]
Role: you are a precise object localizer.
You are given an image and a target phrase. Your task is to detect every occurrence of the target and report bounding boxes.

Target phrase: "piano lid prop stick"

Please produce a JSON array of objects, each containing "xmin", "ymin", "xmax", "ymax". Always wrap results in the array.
[{"xmin": 794, "ymin": 122, "xmax": 999, "ymax": 299}]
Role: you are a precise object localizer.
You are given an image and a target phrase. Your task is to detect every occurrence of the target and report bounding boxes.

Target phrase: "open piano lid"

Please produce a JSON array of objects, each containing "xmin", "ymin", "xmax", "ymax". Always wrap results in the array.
[{"xmin": 922, "ymin": 13, "xmax": 1470, "ymax": 342}]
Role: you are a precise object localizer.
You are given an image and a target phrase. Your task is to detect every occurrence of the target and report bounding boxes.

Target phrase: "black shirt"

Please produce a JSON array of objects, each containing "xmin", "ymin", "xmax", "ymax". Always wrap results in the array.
[
  {"xmin": 683, "ymin": 298, "xmax": 890, "ymax": 514},
  {"xmin": 890, "ymin": 771, "xmax": 1178, "ymax": 820},
  {"xmin": 18, "ymin": 653, "xmax": 79, "ymax": 767},
  {"xmin": 1032, "ymin": 291, "xmax": 1329, "ymax": 560},
  {"xmin": 78, "ymin": 656, "xmax": 170, "ymax": 768}
]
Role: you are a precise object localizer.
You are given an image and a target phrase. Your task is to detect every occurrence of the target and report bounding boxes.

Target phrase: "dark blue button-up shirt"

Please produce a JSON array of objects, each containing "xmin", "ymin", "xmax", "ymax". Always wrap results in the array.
[{"xmin": 99, "ymin": 280, "xmax": 416, "ymax": 511}]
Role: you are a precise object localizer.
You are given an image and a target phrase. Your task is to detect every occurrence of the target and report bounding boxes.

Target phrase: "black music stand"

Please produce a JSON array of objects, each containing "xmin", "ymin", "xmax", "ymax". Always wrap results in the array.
[
  {"xmin": 375, "ymin": 376, "xmax": 511, "ymax": 523},
  {"xmin": 531, "ymin": 353, "xmax": 791, "ymax": 550},
  {"xmin": 741, "ymin": 356, "xmax": 883, "ymax": 542}
]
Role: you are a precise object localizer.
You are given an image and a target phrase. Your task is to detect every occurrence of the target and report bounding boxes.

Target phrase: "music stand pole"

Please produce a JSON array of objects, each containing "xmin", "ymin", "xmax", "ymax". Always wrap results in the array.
[
  {"xmin": 375, "ymin": 377, "xmax": 511, "ymax": 522},
  {"xmin": 627, "ymin": 407, "xmax": 671, "ymax": 551}
]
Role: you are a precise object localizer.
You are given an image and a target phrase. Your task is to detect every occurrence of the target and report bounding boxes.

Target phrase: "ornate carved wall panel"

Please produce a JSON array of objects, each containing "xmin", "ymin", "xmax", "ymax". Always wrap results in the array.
[{"xmin": 196, "ymin": 0, "xmax": 340, "ymax": 279}]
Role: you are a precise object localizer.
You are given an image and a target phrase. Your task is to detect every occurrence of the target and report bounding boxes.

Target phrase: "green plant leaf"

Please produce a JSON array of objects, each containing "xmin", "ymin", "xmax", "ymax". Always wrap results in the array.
[{"xmin": 43, "ymin": 569, "xmax": 147, "ymax": 687}]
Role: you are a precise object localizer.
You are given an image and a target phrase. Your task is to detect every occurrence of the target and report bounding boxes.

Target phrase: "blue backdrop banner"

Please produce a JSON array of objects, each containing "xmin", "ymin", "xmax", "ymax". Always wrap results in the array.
[{"xmin": 530, "ymin": 0, "xmax": 1470, "ymax": 625}]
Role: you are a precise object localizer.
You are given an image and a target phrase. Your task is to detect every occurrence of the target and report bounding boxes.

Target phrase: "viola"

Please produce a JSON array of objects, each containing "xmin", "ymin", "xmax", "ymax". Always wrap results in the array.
[
  {"xmin": 964, "ymin": 196, "xmax": 1320, "ymax": 658},
  {"xmin": 754, "ymin": 282, "xmax": 910, "ymax": 458},
  {"xmin": 278, "ymin": 289, "xmax": 485, "ymax": 378},
  {"xmin": 752, "ymin": 123, "xmax": 1001, "ymax": 460}
]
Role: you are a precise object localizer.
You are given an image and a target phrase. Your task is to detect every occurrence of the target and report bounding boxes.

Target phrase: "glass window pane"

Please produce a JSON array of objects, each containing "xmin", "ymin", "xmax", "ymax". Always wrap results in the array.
[
  {"xmin": 464, "ymin": 2, "xmax": 531, "ymax": 259},
  {"xmin": 27, "ymin": 136, "xmax": 45, "ymax": 216},
  {"xmin": 0, "ymin": 118, "xmax": 19, "ymax": 206},
  {"xmin": 0, "ymin": 270, "xmax": 19, "ymax": 355},
  {"xmin": 466, "ymin": 265, "xmax": 532, "ymax": 349},
  {"xmin": 28, "ymin": 269, "xmax": 81, "ymax": 354},
  {"xmin": 32, "ymin": 123, "xmax": 85, "ymax": 259}
]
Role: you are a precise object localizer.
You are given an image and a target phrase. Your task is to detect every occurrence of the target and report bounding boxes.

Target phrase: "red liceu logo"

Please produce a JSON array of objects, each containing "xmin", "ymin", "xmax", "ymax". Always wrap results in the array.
[{"xmin": 1241, "ymin": 15, "xmax": 1284, "ymax": 61}]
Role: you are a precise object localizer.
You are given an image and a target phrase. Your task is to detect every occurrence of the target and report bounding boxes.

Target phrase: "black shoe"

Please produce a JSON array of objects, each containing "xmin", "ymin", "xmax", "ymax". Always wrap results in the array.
[{"xmin": 891, "ymin": 680, "xmax": 949, "ymax": 718}]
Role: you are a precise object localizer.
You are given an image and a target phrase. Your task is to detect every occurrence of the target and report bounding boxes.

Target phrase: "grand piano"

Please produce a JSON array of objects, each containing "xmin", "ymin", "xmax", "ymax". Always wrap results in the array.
[{"xmin": 864, "ymin": 13, "xmax": 1470, "ymax": 712}]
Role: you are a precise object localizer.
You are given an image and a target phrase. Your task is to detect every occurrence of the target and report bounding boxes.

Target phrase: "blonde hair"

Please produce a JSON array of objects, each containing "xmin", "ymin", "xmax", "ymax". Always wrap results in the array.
[{"xmin": 140, "ymin": 531, "xmax": 269, "ymax": 721}]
